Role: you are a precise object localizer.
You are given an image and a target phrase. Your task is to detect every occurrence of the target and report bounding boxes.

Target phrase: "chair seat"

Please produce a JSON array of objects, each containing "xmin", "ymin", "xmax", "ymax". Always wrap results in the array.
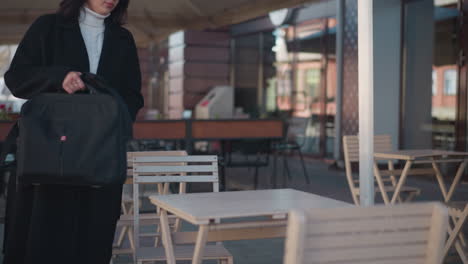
[
  {"xmin": 355, "ymin": 185, "xmax": 420, "ymax": 194},
  {"xmin": 225, "ymin": 160, "xmax": 269, "ymax": 167},
  {"xmin": 272, "ymin": 142, "xmax": 300, "ymax": 151},
  {"xmin": 117, "ymin": 213, "xmax": 177, "ymax": 226},
  {"xmin": 112, "ymin": 247, "xmax": 133, "ymax": 255},
  {"xmin": 136, "ymin": 244, "xmax": 233, "ymax": 262}
]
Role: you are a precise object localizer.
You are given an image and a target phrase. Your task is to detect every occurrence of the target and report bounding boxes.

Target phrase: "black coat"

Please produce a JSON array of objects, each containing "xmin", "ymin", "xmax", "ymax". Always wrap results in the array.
[
  {"xmin": 3, "ymin": 13, "xmax": 143, "ymax": 264},
  {"xmin": 5, "ymin": 13, "xmax": 144, "ymax": 120}
]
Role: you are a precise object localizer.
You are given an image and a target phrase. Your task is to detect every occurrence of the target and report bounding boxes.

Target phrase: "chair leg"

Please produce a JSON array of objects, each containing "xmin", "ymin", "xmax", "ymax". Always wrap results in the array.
[
  {"xmin": 282, "ymin": 152, "xmax": 288, "ymax": 187},
  {"xmin": 154, "ymin": 223, "xmax": 161, "ymax": 247},
  {"xmin": 116, "ymin": 225, "xmax": 128, "ymax": 247},
  {"xmin": 128, "ymin": 226, "xmax": 135, "ymax": 250},
  {"xmin": 220, "ymin": 164, "xmax": 226, "ymax": 192},
  {"xmin": 284, "ymin": 153, "xmax": 292, "ymax": 180},
  {"xmin": 253, "ymin": 154, "xmax": 261, "ymax": 189},
  {"xmin": 272, "ymin": 150, "xmax": 278, "ymax": 188},
  {"xmin": 444, "ymin": 206, "xmax": 468, "ymax": 262},
  {"xmin": 297, "ymin": 148, "xmax": 310, "ymax": 184},
  {"xmin": 254, "ymin": 166, "xmax": 259, "ymax": 189},
  {"xmin": 404, "ymin": 191, "xmax": 417, "ymax": 203},
  {"xmin": 459, "ymin": 231, "xmax": 467, "ymax": 247}
]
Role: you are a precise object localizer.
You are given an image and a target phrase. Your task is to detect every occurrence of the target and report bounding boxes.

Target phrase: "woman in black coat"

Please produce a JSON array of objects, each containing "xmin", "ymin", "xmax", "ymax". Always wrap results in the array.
[{"xmin": 3, "ymin": 0, "xmax": 143, "ymax": 263}]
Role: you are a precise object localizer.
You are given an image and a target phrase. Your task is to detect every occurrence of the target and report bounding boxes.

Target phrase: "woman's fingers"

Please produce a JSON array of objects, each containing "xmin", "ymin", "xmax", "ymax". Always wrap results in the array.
[
  {"xmin": 62, "ymin": 71, "xmax": 84, "ymax": 93},
  {"xmin": 75, "ymin": 78, "xmax": 85, "ymax": 90}
]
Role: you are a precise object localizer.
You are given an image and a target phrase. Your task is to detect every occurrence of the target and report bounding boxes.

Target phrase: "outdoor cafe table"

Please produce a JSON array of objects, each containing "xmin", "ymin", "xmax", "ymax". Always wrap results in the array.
[
  {"xmin": 149, "ymin": 188, "xmax": 350, "ymax": 264},
  {"xmin": 373, "ymin": 149, "xmax": 468, "ymax": 204}
]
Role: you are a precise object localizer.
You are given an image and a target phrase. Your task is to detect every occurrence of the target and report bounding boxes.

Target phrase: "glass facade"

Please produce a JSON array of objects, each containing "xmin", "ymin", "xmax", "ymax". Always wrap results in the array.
[
  {"xmin": 270, "ymin": 18, "xmax": 336, "ymax": 157},
  {"xmin": 430, "ymin": 6, "xmax": 458, "ymax": 150}
]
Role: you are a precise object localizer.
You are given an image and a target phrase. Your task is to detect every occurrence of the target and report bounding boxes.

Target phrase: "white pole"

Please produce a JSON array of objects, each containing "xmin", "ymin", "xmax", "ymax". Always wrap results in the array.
[
  {"xmin": 358, "ymin": 0, "xmax": 374, "ymax": 206},
  {"xmin": 333, "ymin": 0, "xmax": 344, "ymax": 162}
]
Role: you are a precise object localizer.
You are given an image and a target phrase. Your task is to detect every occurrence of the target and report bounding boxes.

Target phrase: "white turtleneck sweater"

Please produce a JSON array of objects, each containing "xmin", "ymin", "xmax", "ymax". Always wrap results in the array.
[{"xmin": 79, "ymin": 7, "xmax": 109, "ymax": 74}]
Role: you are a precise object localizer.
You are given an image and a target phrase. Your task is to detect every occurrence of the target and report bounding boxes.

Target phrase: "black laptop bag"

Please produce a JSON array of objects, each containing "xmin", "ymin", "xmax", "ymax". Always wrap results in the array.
[{"xmin": 2, "ymin": 72, "xmax": 132, "ymax": 186}]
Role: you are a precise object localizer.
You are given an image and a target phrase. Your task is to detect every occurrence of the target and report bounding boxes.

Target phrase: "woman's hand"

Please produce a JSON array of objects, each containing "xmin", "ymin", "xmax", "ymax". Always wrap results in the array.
[{"xmin": 62, "ymin": 71, "xmax": 85, "ymax": 94}]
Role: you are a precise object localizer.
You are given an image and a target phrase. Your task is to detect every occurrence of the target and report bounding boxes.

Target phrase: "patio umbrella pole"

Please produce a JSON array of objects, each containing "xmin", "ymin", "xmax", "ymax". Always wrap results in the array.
[{"xmin": 358, "ymin": 0, "xmax": 375, "ymax": 206}]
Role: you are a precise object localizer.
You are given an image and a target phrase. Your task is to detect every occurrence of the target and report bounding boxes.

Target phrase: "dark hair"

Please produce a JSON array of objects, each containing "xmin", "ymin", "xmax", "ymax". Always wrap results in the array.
[{"xmin": 57, "ymin": 0, "xmax": 129, "ymax": 25}]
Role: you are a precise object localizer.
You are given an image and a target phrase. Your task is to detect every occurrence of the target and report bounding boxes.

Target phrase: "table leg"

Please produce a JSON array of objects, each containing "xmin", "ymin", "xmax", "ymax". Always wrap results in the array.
[
  {"xmin": 387, "ymin": 161, "xmax": 403, "ymax": 203},
  {"xmin": 387, "ymin": 160, "xmax": 397, "ymax": 186},
  {"xmin": 373, "ymin": 162, "xmax": 390, "ymax": 204},
  {"xmin": 446, "ymin": 160, "xmax": 468, "ymax": 202},
  {"xmin": 431, "ymin": 160, "xmax": 449, "ymax": 202},
  {"xmin": 192, "ymin": 224, "xmax": 209, "ymax": 264},
  {"xmin": 390, "ymin": 160, "xmax": 413, "ymax": 205},
  {"xmin": 160, "ymin": 209, "xmax": 176, "ymax": 264}
]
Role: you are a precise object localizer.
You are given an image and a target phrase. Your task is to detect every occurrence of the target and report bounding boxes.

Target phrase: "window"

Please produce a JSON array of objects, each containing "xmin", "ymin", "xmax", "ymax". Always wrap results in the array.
[
  {"xmin": 277, "ymin": 69, "xmax": 292, "ymax": 96},
  {"xmin": 432, "ymin": 70, "xmax": 437, "ymax": 95},
  {"xmin": 444, "ymin": 69, "xmax": 457, "ymax": 95},
  {"xmin": 305, "ymin": 68, "xmax": 320, "ymax": 98}
]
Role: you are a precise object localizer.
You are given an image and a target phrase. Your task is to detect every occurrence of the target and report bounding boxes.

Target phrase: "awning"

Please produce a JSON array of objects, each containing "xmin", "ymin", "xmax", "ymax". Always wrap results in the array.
[{"xmin": 1, "ymin": 0, "xmax": 319, "ymax": 47}]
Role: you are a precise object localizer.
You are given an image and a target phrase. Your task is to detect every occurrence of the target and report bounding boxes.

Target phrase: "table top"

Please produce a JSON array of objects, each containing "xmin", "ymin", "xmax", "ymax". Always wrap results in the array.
[
  {"xmin": 149, "ymin": 189, "xmax": 351, "ymax": 225},
  {"xmin": 374, "ymin": 149, "xmax": 468, "ymax": 160}
]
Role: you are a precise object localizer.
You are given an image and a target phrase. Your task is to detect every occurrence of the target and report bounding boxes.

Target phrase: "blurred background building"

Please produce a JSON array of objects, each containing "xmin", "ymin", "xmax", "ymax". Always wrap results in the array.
[{"xmin": 0, "ymin": 0, "xmax": 464, "ymax": 162}]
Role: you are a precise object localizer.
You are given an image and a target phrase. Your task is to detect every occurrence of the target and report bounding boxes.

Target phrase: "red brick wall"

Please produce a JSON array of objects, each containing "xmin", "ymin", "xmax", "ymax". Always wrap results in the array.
[{"xmin": 432, "ymin": 65, "xmax": 457, "ymax": 109}]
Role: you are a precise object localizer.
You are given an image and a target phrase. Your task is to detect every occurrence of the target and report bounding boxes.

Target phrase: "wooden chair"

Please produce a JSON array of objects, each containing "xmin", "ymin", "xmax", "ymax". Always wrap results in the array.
[
  {"xmin": 342, "ymin": 134, "xmax": 421, "ymax": 205},
  {"xmin": 113, "ymin": 151, "xmax": 187, "ymax": 256},
  {"xmin": 284, "ymin": 202, "xmax": 448, "ymax": 264},
  {"xmin": 444, "ymin": 202, "xmax": 468, "ymax": 263},
  {"xmin": 132, "ymin": 155, "xmax": 233, "ymax": 264}
]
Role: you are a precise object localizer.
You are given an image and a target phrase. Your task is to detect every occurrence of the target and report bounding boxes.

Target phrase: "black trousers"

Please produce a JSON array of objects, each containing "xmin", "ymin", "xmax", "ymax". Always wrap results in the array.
[{"xmin": 3, "ymin": 173, "xmax": 122, "ymax": 264}]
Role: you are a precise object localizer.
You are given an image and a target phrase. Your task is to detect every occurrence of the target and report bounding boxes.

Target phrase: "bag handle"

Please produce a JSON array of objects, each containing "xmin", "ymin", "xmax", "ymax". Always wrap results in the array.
[
  {"xmin": 80, "ymin": 72, "xmax": 121, "ymax": 98},
  {"xmin": 80, "ymin": 72, "xmax": 133, "ymax": 138}
]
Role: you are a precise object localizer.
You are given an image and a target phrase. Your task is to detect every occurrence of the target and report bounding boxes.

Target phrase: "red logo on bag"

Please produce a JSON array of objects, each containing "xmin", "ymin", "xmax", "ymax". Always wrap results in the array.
[{"xmin": 60, "ymin": 136, "xmax": 67, "ymax": 141}]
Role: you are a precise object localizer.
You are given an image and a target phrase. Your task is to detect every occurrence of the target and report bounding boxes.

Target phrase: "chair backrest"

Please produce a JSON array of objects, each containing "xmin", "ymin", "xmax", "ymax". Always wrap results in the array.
[
  {"xmin": 284, "ymin": 202, "xmax": 448, "ymax": 264},
  {"xmin": 343, "ymin": 134, "xmax": 393, "ymax": 163},
  {"xmin": 126, "ymin": 150, "xmax": 188, "ymax": 196},
  {"xmin": 132, "ymin": 155, "xmax": 219, "ymax": 249},
  {"xmin": 132, "ymin": 155, "xmax": 219, "ymax": 189},
  {"xmin": 285, "ymin": 117, "xmax": 310, "ymax": 143},
  {"xmin": 127, "ymin": 150, "xmax": 188, "ymax": 170},
  {"xmin": 342, "ymin": 134, "xmax": 393, "ymax": 205}
]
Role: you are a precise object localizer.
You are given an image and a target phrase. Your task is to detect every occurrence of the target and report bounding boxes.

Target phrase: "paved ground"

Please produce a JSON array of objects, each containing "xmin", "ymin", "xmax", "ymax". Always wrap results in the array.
[
  {"xmin": 2, "ymin": 155, "xmax": 468, "ymax": 263},
  {"xmin": 114, "ymin": 155, "xmax": 468, "ymax": 264}
]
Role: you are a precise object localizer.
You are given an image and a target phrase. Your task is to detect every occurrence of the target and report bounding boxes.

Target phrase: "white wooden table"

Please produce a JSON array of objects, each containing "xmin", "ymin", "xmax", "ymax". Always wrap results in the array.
[
  {"xmin": 149, "ymin": 188, "xmax": 350, "ymax": 264},
  {"xmin": 374, "ymin": 149, "xmax": 468, "ymax": 204}
]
